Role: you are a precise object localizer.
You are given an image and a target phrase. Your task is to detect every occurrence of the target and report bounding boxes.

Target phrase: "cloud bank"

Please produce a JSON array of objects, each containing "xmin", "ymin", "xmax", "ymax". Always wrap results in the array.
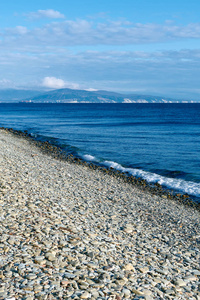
[
  {"xmin": 2, "ymin": 20, "xmax": 200, "ymax": 48},
  {"xmin": 1, "ymin": 11, "xmax": 200, "ymax": 99}
]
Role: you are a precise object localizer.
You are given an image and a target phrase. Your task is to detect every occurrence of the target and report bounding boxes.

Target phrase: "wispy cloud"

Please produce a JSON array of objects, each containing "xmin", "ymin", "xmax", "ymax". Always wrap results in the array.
[
  {"xmin": 1, "ymin": 13, "xmax": 200, "ymax": 98},
  {"xmin": 27, "ymin": 9, "xmax": 65, "ymax": 20},
  {"xmin": 2, "ymin": 19, "xmax": 200, "ymax": 49},
  {"xmin": 5, "ymin": 26, "xmax": 28, "ymax": 36},
  {"xmin": 31, "ymin": 21, "xmax": 200, "ymax": 45},
  {"xmin": 0, "ymin": 79, "xmax": 13, "ymax": 88}
]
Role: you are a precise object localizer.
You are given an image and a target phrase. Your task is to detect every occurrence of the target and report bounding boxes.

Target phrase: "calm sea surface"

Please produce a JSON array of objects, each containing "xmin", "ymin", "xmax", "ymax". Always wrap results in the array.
[{"xmin": 0, "ymin": 103, "xmax": 200, "ymax": 200}]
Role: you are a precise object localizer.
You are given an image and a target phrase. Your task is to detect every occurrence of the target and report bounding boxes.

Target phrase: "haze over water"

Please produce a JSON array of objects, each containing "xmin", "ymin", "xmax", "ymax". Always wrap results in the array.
[{"xmin": 0, "ymin": 103, "xmax": 200, "ymax": 200}]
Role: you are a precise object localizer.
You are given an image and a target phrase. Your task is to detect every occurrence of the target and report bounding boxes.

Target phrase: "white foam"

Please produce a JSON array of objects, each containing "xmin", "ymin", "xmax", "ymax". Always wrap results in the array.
[
  {"xmin": 103, "ymin": 160, "xmax": 127, "ymax": 172},
  {"xmin": 30, "ymin": 133, "xmax": 38, "ymax": 138},
  {"xmin": 103, "ymin": 160, "xmax": 200, "ymax": 198},
  {"xmin": 82, "ymin": 154, "xmax": 97, "ymax": 162},
  {"xmin": 79, "ymin": 156, "xmax": 200, "ymax": 198}
]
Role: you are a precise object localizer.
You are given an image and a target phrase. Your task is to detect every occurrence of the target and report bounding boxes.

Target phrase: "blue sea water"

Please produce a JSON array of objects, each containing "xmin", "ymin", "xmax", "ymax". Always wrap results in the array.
[{"xmin": 0, "ymin": 103, "xmax": 200, "ymax": 200}]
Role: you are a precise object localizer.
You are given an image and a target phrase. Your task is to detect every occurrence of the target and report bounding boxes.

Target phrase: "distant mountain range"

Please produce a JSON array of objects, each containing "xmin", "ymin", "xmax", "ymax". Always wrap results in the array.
[{"xmin": 0, "ymin": 88, "xmax": 197, "ymax": 103}]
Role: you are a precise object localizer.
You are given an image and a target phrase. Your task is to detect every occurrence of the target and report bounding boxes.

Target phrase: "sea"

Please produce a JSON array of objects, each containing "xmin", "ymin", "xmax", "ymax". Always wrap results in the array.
[{"xmin": 0, "ymin": 103, "xmax": 200, "ymax": 201}]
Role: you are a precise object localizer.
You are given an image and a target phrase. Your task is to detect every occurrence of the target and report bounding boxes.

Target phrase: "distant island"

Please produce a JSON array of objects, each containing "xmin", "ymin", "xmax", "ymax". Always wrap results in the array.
[{"xmin": 0, "ymin": 88, "xmax": 198, "ymax": 103}]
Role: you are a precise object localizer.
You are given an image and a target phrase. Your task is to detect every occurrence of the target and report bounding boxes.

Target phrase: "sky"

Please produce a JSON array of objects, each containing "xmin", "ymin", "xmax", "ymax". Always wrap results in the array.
[{"xmin": 1, "ymin": 0, "xmax": 200, "ymax": 99}]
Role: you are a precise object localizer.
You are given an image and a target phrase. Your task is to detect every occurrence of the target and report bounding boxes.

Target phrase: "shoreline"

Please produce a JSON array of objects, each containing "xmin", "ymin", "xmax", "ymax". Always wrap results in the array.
[
  {"xmin": 0, "ymin": 128, "xmax": 200, "ymax": 299},
  {"xmin": 1, "ymin": 126, "xmax": 200, "ymax": 211}
]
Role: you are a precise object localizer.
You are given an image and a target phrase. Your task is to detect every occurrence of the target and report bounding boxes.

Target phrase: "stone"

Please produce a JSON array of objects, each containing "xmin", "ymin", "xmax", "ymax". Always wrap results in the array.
[
  {"xmin": 61, "ymin": 280, "xmax": 69, "ymax": 287},
  {"xmin": 26, "ymin": 273, "xmax": 37, "ymax": 280},
  {"xmin": 155, "ymin": 268, "xmax": 168, "ymax": 275},
  {"xmin": 124, "ymin": 263, "xmax": 135, "ymax": 271},
  {"xmin": 193, "ymin": 270, "xmax": 200, "ymax": 276},
  {"xmin": 34, "ymin": 256, "xmax": 46, "ymax": 264},
  {"xmin": 80, "ymin": 291, "xmax": 91, "ymax": 299},
  {"xmin": 173, "ymin": 278, "xmax": 187, "ymax": 287},
  {"xmin": 122, "ymin": 288, "xmax": 131, "ymax": 296},
  {"xmin": 91, "ymin": 290, "xmax": 99, "ymax": 298},
  {"xmin": 184, "ymin": 275, "xmax": 197, "ymax": 281},
  {"xmin": 45, "ymin": 253, "xmax": 56, "ymax": 261},
  {"xmin": 139, "ymin": 267, "xmax": 149, "ymax": 273},
  {"xmin": 123, "ymin": 225, "xmax": 133, "ymax": 233},
  {"xmin": 142, "ymin": 289, "xmax": 152, "ymax": 296},
  {"xmin": 132, "ymin": 288, "xmax": 144, "ymax": 295}
]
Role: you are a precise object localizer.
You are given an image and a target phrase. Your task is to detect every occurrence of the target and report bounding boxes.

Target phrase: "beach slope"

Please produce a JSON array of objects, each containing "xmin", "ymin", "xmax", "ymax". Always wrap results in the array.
[{"xmin": 0, "ymin": 129, "xmax": 199, "ymax": 299}]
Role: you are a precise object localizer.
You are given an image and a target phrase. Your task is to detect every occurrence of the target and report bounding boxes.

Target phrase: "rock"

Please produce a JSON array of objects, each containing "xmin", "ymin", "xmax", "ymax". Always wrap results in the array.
[
  {"xmin": 184, "ymin": 275, "xmax": 197, "ymax": 281},
  {"xmin": 64, "ymin": 273, "xmax": 76, "ymax": 279},
  {"xmin": 45, "ymin": 253, "xmax": 56, "ymax": 261},
  {"xmin": 122, "ymin": 288, "xmax": 131, "ymax": 297},
  {"xmin": 142, "ymin": 289, "xmax": 152, "ymax": 296},
  {"xmin": 91, "ymin": 290, "xmax": 99, "ymax": 298},
  {"xmin": 124, "ymin": 263, "xmax": 135, "ymax": 271},
  {"xmin": 4, "ymin": 271, "xmax": 12, "ymax": 277},
  {"xmin": 173, "ymin": 278, "xmax": 187, "ymax": 287},
  {"xmin": 80, "ymin": 291, "xmax": 91, "ymax": 299},
  {"xmin": 34, "ymin": 285, "xmax": 43, "ymax": 292},
  {"xmin": 61, "ymin": 280, "xmax": 69, "ymax": 287},
  {"xmin": 193, "ymin": 270, "xmax": 200, "ymax": 276},
  {"xmin": 139, "ymin": 267, "xmax": 149, "ymax": 273},
  {"xmin": 123, "ymin": 225, "xmax": 133, "ymax": 233},
  {"xmin": 34, "ymin": 256, "xmax": 46, "ymax": 264},
  {"xmin": 132, "ymin": 288, "xmax": 144, "ymax": 295},
  {"xmin": 26, "ymin": 273, "xmax": 37, "ymax": 280}
]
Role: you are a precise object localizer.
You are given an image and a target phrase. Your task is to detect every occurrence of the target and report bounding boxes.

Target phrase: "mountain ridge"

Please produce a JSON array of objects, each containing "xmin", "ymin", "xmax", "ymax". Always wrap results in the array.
[{"xmin": 0, "ymin": 88, "xmax": 197, "ymax": 103}]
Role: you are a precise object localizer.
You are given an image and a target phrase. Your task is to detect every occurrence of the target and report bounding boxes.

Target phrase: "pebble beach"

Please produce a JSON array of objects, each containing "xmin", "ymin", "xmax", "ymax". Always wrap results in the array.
[{"xmin": 0, "ymin": 129, "xmax": 200, "ymax": 300}]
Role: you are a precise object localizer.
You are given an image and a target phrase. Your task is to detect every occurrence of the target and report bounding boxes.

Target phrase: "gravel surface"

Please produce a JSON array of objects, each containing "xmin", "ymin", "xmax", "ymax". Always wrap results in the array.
[{"xmin": 0, "ymin": 129, "xmax": 200, "ymax": 300}]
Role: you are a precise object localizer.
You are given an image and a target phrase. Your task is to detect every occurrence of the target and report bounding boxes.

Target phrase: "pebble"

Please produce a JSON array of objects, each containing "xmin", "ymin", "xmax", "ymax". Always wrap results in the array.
[
  {"xmin": 139, "ymin": 267, "xmax": 149, "ymax": 273},
  {"xmin": 45, "ymin": 253, "xmax": 56, "ymax": 261},
  {"xmin": 0, "ymin": 129, "xmax": 199, "ymax": 300},
  {"xmin": 80, "ymin": 291, "xmax": 91, "ymax": 299},
  {"xmin": 26, "ymin": 274, "xmax": 37, "ymax": 280},
  {"xmin": 173, "ymin": 278, "xmax": 187, "ymax": 287},
  {"xmin": 122, "ymin": 288, "xmax": 131, "ymax": 296},
  {"xmin": 124, "ymin": 263, "xmax": 135, "ymax": 271}
]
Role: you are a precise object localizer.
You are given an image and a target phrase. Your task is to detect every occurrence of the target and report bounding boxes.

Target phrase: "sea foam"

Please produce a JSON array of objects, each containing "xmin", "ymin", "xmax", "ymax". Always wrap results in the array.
[
  {"xmin": 81, "ymin": 155, "xmax": 200, "ymax": 197},
  {"xmin": 103, "ymin": 160, "xmax": 200, "ymax": 198},
  {"xmin": 82, "ymin": 154, "xmax": 97, "ymax": 162}
]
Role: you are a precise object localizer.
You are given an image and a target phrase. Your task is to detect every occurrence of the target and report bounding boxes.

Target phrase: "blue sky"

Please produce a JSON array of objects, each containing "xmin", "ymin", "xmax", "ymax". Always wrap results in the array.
[{"xmin": 1, "ymin": 0, "xmax": 200, "ymax": 99}]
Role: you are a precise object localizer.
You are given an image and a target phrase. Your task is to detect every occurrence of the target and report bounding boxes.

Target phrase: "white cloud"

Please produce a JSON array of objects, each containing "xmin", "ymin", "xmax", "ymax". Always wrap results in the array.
[
  {"xmin": 15, "ymin": 26, "xmax": 28, "ymax": 35},
  {"xmin": 28, "ymin": 9, "xmax": 65, "ymax": 20},
  {"xmin": 2, "ymin": 12, "xmax": 200, "ymax": 99},
  {"xmin": 5, "ymin": 26, "xmax": 28, "ymax": 35},
  {"xmin": 42, "ymin": 77, "xmax": 80, "ymax": 89},
  {"xmin": 42, "ymin": 77, "xmax": 65, "ymax": 88},
  {"xmin": 3, "ymin": 19, "xmax": 200, "ymax": 49},
  {"xmin": 85, "ymin": 88, "xmax": 98, "ymax": 91}
]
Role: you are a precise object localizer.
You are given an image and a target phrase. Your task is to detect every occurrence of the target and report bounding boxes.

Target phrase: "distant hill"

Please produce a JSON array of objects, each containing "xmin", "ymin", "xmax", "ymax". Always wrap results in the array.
[
  {"xmin": 21, "ymin": 88, "xmax": 193, "ymax": 103},
  {"xmin": 0, "ymin": 89, "xmax": 43, "ymax": 102},
  {"xmin": 0, "ymin": 88, "xmax": 197, "ymax": 103},
  {"xmin": 22, "ymin": 88, "xmax": 126, "ymax": 103}
]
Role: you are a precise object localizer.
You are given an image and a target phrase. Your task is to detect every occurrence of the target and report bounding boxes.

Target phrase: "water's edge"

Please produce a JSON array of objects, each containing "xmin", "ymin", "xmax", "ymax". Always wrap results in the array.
[{"xmin": 1, "ymin": 126, "xmax": 199, "ymax": 210}]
